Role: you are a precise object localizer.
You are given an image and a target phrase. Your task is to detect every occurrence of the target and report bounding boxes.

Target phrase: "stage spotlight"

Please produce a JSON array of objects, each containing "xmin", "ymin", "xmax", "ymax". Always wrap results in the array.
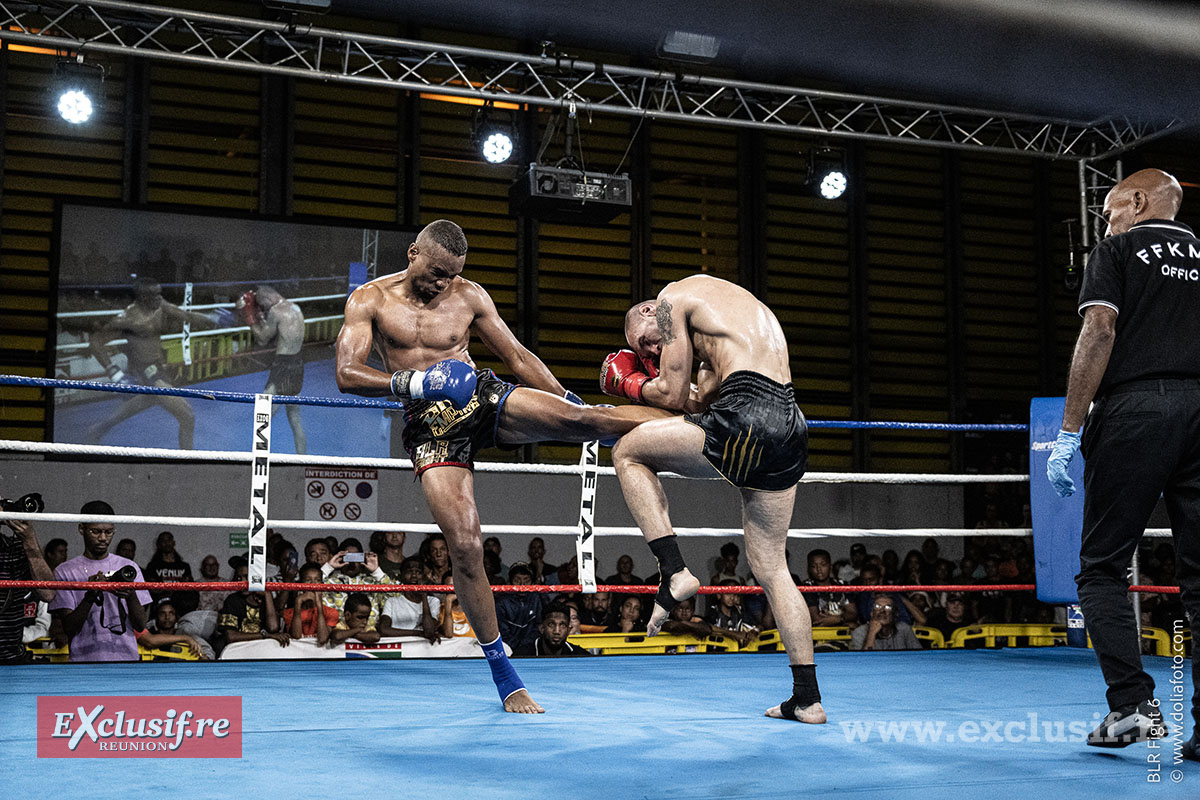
[
  {"xmin": 818, "ymin": 169, "xmax": 847, "ymax": 200},
  {"xmin": 482, "ymin": 131, "xmax": 513, "ymax": 164},
  {"xmin": 53, "ymin": 57, "xmax": 104, "ymax": 125},
  {"xmin": 472, "ymin": 104, "xmax": 516, "ymax": 164},
  {"xmin": 804, "ymin": 146, "xmax": 848, "ymax": 200}
]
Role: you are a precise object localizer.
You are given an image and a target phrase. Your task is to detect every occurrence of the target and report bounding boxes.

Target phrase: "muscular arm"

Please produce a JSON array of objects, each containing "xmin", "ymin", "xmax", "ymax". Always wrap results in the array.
[
  {"xmin": 139, "ymin": 631, "xmax": 207, "ymax": 658},
  {"xmin": 335, "ymin": 286, "xmax": 392, "ymax": 396},
  {"xmin": 162, "ymin": 302, "xmax": 214, "ymax": 330},
  {"xmin": 640, "ymin": 295, "xmax": 693, "ymax": 411},
  {"xmin": 55, "ymin": 598, "xmax": 95, "ymax": 640},
  {"xmin": 88, "ymin": 315, "xmax": 126, "ymax": 371},
  {"xmin": 8, "ymin": 521, "xmax": 55, "ymax": 601},
  {"xmin": 1061, "ymin": 306, "xmax": 1118, "ymax": 432},
  {"xmin": 660, "ymin": 618, "xmax": 713, "ymax": 637},
  {"xmin": 250, "ymin": 306, "xmax": 280, "ymax": 346},
  {"xmin": 470, "ymin": 284, "xmax": 566, "ymax": 395}
]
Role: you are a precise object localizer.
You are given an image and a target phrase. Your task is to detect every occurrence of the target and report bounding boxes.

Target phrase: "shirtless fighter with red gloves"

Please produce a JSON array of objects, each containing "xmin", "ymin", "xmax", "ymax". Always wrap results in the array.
[{"xmin": 600, "ymin": 273, "xmax": 825, "ymax": 725}]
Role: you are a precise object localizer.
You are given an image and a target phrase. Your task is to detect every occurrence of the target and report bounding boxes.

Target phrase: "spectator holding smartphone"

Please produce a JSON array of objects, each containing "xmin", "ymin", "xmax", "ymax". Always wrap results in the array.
[{"xmin": 320, "ymin": 538, "xmax": 392, "ymax": 627}]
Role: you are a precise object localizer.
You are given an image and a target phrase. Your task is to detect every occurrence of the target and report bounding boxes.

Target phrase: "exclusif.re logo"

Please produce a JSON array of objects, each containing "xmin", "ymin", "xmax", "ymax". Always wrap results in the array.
[{"xmin": 37, "ymin": 696, "xmax": 242, "ymax": 759}]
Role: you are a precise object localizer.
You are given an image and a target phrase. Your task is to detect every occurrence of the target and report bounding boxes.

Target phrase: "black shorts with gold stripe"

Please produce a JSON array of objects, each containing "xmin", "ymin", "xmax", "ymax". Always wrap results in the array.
[
  {"xmin": 684, "ymin": 370, "xmax": 807, "ymax": 492},
  {"xmin": 401, "ymin": 369, "xmax": 517, "ymax": 475}
]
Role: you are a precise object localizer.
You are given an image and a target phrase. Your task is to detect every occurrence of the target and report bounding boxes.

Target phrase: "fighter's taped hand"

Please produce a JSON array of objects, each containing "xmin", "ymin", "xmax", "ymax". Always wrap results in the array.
[
  {"xmin": 1046, "ymin": 429, "xmax": 1082, "ymax": 498},
  {"xmin": 105, "ymin": 363, "xmax": 131, "ymax": 384},
  {"xmin": 600, "ymin": 349, "xmax": 650, "ymax": 403}
]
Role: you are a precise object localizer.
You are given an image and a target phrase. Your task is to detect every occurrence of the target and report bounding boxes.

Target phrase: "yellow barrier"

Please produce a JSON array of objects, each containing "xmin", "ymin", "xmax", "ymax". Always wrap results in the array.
[
  {"xmin": 740, "ymin": 630, "xmax": 783, "ymax": 653},
  {"xmin": 912, "ymin": 626, "xmax": 945, "ymax": 650},
  {"xmin": 139, "ymin": 645, "xmax": 200, "ymax": 662},
  {"xmin": 949, "ymin": 624, "xmax": 1066, "ymax": 649},
  {"xmin": 25, "ymin": 640, "xmax": 199, "ymax": 662},
  {"xmin": 567, "ymin": 630, "xmax": 748, "ymax": 655},
  {"xmin": 24, "ymin": 638, "xmax": 69, "ymax": 663},
  {"xmin": 812, "ymin": 626, "xmax": 852, "ymax": 643}
]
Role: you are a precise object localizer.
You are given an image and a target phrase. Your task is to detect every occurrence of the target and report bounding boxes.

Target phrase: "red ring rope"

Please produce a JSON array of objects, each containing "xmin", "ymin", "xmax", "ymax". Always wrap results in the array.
[{"xmin": 0, "ymin": 580, "xmax": 1178, "ymax": 594}]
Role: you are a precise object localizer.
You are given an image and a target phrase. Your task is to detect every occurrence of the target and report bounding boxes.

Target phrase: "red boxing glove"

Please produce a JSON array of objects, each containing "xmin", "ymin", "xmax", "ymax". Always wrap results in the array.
[
  {"xmin": 600, "ymin": 349, "xmax": 650, "ymax": 403},
  {"xmin": 235, "ymin": 290, "xmax": 260, "ymax": 325}
]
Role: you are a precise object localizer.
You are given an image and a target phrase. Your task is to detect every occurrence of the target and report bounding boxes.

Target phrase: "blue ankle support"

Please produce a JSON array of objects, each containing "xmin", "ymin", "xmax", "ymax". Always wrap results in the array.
[{"xmin": 480, "ymin": 634, "xmax": 525, "ymax": 703}]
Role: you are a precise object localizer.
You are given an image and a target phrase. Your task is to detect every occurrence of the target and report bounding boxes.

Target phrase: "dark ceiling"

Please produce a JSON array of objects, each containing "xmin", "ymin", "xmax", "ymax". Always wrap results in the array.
[{"xmin": 333, "ymin": 0, "xmax": 1200, "ymax": 124}]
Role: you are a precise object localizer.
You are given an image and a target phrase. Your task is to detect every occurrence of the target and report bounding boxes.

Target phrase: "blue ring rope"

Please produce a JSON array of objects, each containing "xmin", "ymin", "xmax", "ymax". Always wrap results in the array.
[
  {"xmin": 0, "ymin": 374, "xmax": 1030, "ymax": 432},
  {"xmin": 1, "ymin": 374, "xmax": 402, "ymax": 410}
]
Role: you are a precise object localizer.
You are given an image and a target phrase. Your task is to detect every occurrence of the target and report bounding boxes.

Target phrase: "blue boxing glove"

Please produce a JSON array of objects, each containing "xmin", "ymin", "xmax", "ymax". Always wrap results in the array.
[
  {"xmin": 564, "ymin": 390, "xmax": 584, "ymax": 406},
  {"xmin": 391, "ymin": 359, "xmax": 477, "ymax": 410},
  {"xmin": 1046, "ymin": 429, "xmax": 1082, "ymax": 497},
  {"xmin": 205, "ymin": 308, "xmax": 236, "ymax": 328}
]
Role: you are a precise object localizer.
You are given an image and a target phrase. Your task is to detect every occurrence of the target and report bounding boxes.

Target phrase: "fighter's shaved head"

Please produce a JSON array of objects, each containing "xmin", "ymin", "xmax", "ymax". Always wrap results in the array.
[{"xmin": 624, "ymin": 303, "xmax": 650, "ymax": 335}]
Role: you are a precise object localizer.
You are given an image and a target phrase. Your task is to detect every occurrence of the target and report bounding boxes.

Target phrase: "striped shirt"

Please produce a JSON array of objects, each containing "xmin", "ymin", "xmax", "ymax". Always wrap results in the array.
[{"xmin": 0, "ymin": 531, "xmax": 35, "ymax": 663}]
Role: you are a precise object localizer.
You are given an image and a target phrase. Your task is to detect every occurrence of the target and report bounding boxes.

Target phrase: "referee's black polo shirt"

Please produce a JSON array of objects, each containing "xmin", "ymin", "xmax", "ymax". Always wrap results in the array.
[{"xmin": 1078, "ymin": 218, "xmax": 1200, "ymax": 393}]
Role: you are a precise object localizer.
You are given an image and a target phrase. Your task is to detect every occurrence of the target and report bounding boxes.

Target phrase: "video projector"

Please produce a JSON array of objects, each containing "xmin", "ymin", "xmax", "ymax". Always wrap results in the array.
[{"xmin": 509, "ymin": 164, "xmax": 632, "ymax": 224}]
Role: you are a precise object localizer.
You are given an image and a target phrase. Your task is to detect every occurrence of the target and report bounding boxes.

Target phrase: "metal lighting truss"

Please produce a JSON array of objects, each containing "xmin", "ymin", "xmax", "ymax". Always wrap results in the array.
[
  {"xmin": 0, "ymin": 0, "xmax": 1181, "ymax": 228},
  {"xmin": 0, "ymin": 0, "xmax": 1180, "ymax": 159}
]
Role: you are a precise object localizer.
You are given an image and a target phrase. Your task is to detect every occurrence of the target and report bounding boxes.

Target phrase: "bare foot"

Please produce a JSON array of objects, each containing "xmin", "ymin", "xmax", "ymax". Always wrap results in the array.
[
  {"xmin": 647, "ymin": 568, "xmax": 701, "ymax": 636},
  {"xmin": 503, "ymin": 689, "xmax": 546, "ymax": 714},
  {"xmin": 766, "ymin": 701, "xmax": 827, "ymax": 724}
]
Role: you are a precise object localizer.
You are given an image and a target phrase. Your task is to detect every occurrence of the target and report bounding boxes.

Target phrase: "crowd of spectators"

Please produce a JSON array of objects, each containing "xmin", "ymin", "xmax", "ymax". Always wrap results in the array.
[{"xmin": 2, "ymin": 499, "xmax": 1189, "ymax": 662}]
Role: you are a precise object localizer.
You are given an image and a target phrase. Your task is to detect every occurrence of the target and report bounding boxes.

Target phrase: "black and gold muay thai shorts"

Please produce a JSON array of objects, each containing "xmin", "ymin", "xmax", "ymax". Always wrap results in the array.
[
  {"xmin": 401, "ymin": 369, "xmax": 517, "ymax": 475},
  {"xmin": 126, "ymin": 358, "xmax": 170, "ymax": 386},
  {"xmin": 684, "ymin": 370, "xmax": 808, "ymax": 492}
]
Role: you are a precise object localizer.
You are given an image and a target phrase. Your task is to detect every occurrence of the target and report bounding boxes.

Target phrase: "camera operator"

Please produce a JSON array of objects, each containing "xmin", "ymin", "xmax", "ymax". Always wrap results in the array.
[
  {"xmin": 0, "ymin": 494, "xmax": 56, "ymax": 665},
  {"xmin": 49, "ymin": 501, "xmax": 151, "ymax": 662}
]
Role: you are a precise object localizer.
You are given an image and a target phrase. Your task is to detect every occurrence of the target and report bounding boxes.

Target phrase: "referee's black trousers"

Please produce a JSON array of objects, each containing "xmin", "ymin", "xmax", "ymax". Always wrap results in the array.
[{"xmin": 1077, "ymin": 380, "xmax": 1200, "ymax": 725}]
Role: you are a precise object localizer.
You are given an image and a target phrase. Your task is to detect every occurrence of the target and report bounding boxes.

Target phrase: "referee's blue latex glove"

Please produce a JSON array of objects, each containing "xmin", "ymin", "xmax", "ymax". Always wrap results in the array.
[{"xmin": 1046, "ymin": 429, "xmax": 1082, "ymax": 497}]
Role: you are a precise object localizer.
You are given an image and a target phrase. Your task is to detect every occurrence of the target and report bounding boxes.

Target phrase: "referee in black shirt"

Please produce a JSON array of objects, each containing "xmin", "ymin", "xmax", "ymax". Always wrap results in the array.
[{"xmin": 1046, "ymin": 168, "xmax": 1198, "ymax": 754}]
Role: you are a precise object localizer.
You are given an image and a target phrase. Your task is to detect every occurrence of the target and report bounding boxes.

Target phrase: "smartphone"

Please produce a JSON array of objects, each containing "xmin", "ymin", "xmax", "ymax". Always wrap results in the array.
[{"xmin": 343, "ymin": 552, "xmax": 366, "ymax": 563}]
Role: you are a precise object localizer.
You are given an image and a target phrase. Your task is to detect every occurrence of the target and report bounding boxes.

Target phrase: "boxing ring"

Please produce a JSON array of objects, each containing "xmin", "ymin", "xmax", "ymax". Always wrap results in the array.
[
  {"xmin": 0, "ymin": 650, "xmax": 1189, "ymax": 799},
  {"xmin": 0, "ymin": 376, "xmax": 1191, "ymax": 799}
]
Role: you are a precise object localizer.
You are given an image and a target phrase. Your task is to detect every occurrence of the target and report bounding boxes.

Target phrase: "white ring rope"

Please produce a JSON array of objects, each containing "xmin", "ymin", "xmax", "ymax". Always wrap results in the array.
[
  {"xmin": 56, "ymin": 293, "xmax": 346, "ymax": 319},
  {"xmin": 0, "ymin": 439, "xmax": 1029, "ymax": 484},
  {"xmin": 0, "ymin": 510, "xmax": 1051, "ymax": 538},
  {"xmin": 55, "ymin": 314, "xmax": 344, "ymax": 352},
  {"xmin": 0, "ymin": 511, "xmax": 1174, "ymax": 539}
]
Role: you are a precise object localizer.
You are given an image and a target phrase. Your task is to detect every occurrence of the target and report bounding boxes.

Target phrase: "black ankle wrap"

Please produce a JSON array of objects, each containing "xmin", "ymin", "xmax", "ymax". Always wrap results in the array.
[{"xmin": 781, "ymin": 664, "xmax": 821, "ymax": 717}]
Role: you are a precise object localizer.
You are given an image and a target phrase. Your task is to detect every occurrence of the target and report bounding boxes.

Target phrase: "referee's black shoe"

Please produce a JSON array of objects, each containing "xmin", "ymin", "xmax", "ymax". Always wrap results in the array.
[
  {"xmin": 1182, "ymin": 732, "xmax": 1200, "ymax": 761},
  {"xmin": 1087, "ymin": 700, "xmax": 1167, "ymax": 748}
]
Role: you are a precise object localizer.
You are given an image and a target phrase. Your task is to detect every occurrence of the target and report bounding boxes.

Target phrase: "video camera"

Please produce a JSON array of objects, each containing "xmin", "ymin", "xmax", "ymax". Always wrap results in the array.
[{"xmin": 0, "ymin": 492, "xmax": 44, "ymax": 514}]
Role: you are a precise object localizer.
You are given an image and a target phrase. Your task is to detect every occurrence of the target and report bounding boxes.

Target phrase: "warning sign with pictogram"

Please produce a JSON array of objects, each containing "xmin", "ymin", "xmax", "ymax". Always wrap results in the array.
[{"xmin": 304, "ymin": 468, "xmax": 378, "ymax": 523}]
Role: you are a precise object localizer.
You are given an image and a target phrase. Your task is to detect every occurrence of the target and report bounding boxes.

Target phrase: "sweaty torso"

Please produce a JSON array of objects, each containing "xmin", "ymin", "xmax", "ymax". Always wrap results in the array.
[
  {"xmin": 269, "ymin": 301, "xmax": 306, "ymax": 356},
  {"xmin": 661, "ymin": 274, "xmax": 791, "ymax": 384},
  {"xmin": 116, "ymin": 304, "xmax": 170, "ymax": 367},
  {"xmin": 366, "ymin": 273, "xmax": 477, "ymax": 371}
]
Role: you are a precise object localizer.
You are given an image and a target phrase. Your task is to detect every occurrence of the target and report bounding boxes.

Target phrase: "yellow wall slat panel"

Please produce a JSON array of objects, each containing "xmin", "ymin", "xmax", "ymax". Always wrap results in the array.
[{"xmin": 146, "ymin": 64, "xmax": 261, "ymax": 208}]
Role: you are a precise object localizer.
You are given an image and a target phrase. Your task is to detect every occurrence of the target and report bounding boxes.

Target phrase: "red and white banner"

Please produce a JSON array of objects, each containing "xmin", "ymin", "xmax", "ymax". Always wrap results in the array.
[{"xmin": 37, "ymin": 696, "xmax": 242, "ymax": 758}]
